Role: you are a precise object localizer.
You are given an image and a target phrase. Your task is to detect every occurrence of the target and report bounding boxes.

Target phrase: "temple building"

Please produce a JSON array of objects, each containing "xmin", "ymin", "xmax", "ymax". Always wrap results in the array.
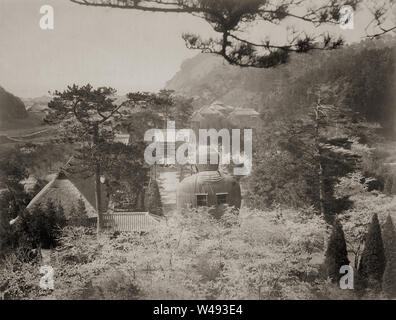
[{"xmin": 176, "ymin": 147, "xmax": 241, "ymax": 216}]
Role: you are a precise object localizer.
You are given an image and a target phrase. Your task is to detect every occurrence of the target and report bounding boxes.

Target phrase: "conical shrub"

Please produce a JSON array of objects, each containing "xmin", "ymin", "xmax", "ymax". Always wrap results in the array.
[
  {"xmin": 144, "ymin": 179, "xmax": 163, "ymax": 216},
  {"xmin": 382, "ymin": 215, "xmax": 396, "ymax": 298},
  {"xmin": 324, "ymin": 219, "xmax": 349, "ymax": 282},
  {"xmin": 358, "ymin": 213, "xmax": 386, "ymax": 292}
]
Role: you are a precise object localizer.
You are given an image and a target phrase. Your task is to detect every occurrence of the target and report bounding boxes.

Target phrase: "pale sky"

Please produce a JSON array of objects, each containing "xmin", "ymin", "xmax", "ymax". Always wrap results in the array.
[
  {"xmin": 0, "ymin": 0, "xmax": 382, "ymax": 98},
  {"xmin": 0, "ymin": 0, "xmax": 214, "ymax": 98}
]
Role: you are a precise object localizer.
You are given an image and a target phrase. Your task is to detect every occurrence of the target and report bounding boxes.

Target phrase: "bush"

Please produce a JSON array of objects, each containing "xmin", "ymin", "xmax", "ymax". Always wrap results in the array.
[
  {"xmin": 324, "ymin": 219, "xmax": 349, "ymax": 283},
  {"xmin": 69, "ymin": 198, "xmax": 90, "ymax": 227},
  {"xmin": 144, "ymin": 179, "xmax": 163, "ymax": 216},
  {"xmin": 382, "ymin": 215, "xmax": 396, "ymax": 262},
  {"xmin": 57, "ymin": 226, "xmax": 99, "ymax": 264},
  {"xmin": 383, "ymin": 254, "xmax": 396, "ymax": 298},
  {"xmin": 358, "ymin": 213, "xmax": 386, "ymax": 292},
  {"xmin": 15, "ymin": 200, "xmax": 67, "ymax": 249},
  {"xmin": 382, "ymin": 215, "xmax": 396, "ymax": 298},
  {"xmin": 0, "ymin": 181, "xmax": 31, "ymax": 258}
]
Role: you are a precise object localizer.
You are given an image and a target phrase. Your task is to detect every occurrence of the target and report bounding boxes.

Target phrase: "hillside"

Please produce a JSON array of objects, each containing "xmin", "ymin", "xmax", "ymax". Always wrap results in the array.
[
  {"xmin": 166, "ymin": 37, "xmax": 396, "ymax": 131},
  {"xmin": 165, "ymin": 47, "xmax": 328, "ymax": 111},
  {"xmin": 165, "ymin": 52, "xmax": 282, "ymax": 110},
  {"xmin": 22, "ymin": 96, "xmax": 51, "ymax": 113},
  {"xmin": 0, "ymin": 86, "xmax": 28, "ymax": 128}
]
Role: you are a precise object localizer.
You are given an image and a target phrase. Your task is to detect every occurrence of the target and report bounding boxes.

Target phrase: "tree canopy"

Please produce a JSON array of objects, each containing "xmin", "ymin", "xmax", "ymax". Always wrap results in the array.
[{"xmin": 70, "ymin": 0, "xmax": 396, "ymax": 68}]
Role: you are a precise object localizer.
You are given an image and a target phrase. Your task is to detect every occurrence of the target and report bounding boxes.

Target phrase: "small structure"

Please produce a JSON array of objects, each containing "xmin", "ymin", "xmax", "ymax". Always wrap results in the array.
[
  {"xmin": 191, "ymin": 101, "xmax": 260, "ymax": 132},
  {"xmin": 176, "ymin": 163, "xmax": 241, "ymax": 216},
  {"xmin": 25, "ymin": 171, "xmax": 161, "ymax": 232},
  {"xmin": 102, "ymin": 210, "xmax": 161, "ymax": 232},
  {"xmin": 177, "ymin": 102, "xmax": 252, "ymax": 215},
  {"xmin": 26, "ymin": 171, "xmax": 108, "ymax": 221},
  {"xmin": 227, "ymin": 107, "xmax": 260, "ymax": 129},
  {"xmin": 191, "ymin": 101, "xmax": 235, "ymax": 133}
]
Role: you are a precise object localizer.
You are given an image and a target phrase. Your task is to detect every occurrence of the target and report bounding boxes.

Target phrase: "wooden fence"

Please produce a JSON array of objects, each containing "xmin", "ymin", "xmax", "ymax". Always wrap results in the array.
[{"xmin": 99, "ymin": 212, "xmax": 160, "ymax": 232}]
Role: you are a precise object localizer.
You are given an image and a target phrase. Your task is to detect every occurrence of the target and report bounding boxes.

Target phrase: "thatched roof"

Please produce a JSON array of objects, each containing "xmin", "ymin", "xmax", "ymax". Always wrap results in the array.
[{"xmin": 27, "ymin": 171, "xmax": 109, "ymax": 218}]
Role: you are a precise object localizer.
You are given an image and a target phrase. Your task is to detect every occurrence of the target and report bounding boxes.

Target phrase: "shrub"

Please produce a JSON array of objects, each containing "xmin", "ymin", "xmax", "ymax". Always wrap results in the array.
[
  {"xmin": 382, "ymin": 215, "xmax": 396, "ymax": 262},
  {"xmin": 144, "ymin": 179, "xmax": 163, "ymax": 216},
  {"xmin": 1, "ymin": 207, "xmax": 364, "ymax": 300},
  {"xmin": 324, "ymin": 219, "xmax": 349, "ymax": 283},
  {"xmin": 383, "ymin": 254, "xmax": 396, "ymax": 298},
  {"xmin": 69, "ymin": 198, "xmax": 90, "ymax": 227},
  {"xmin": 57, "ymin": 226, "xmax": 99, "ymax": 264},
  {"xmin": 358, "ymin": 213, "xmax": 386, "ymax": 292},
  {"xmin": 0, "ymin": 183, "xmax": 31, "ymax": 258},
  {"xmin": 382, "ymin": 215, "xmax": 396, "ymax": 298},
  {"xmin": 15, "ymin": 200, "xmax": 67, "ymax": 249}
]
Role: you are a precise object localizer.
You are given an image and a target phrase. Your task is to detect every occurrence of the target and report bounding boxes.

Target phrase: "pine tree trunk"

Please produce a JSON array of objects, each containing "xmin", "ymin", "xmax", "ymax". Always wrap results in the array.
[
  {"xmin": 95, "ymin": 162, "xmax": 102, "ymax": 233},
  {"xmin": 314, "ymin": 105, "xmax": 325, "ymax": 216},
  {"xmin": 93, "ymin": 124, "xmax": 102, "ymax": 233},
  {"xmin": 318, "ymin": 162, "xmax": 325, "ymax": 217}
]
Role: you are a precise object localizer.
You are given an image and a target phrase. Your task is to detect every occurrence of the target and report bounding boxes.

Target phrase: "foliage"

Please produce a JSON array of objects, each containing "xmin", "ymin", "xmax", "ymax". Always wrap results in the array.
[
  {"xmin": 101, "ymin": 141, "xmax": 150, "ymax": 210},
  {"xmin": 15, "ymin": 201, "xmax": 67, "ymax": 249},
  {"xmin": 70, "ymin": 0, "xmax": 395, "ymax": 68},
  {"xmin": 8, "ymin": 204, "xmax": 396, "ymax": 300},
  {"xmin": 16, "ymin": 142, "xmax": 75, "ymax": 179},
  {"xmin": 45, "ymin": 84, "xmax": 126, "ymax": 176},
  {"xmin": 358, "ymin": 213, "xmax": 386, "ymax": 292},
  {"xmin": 324, "ymin": 219, "xmax": 349, "ymax": 283},
  {"xmin": 244, "ymin": 40, "xmax": 394, "ymax": 220},
  {"xmin": 120, "ymin": 90, "xmax": 193, "ymax": 134},
  {"xmin": 144, "ymin": 178, "xmax": 163, "ymax": 216},
  {"xmin": 265, "ymin": 42, "xmax": 396, "ymax": 132},
  {"xmin": 0, "ymin": 206, "xmax": 334, "ymax": 300},
  {"xmin": 336, "ymin": 172, "xmax": 373, "ymax": 268},
  {"xmin": 336, "ymin": 170, "xmax": 396, "ymax": 276},
  {"xmin": 0, "ymin": 150, "xmax": 31, "ymax": 257},
  {"xmin": 45, "ymin": 85, "xmax": 193, "ymax": 215},
  {"xmin": 45, "ymin": 84, "xmax": 153, "ymax": 228},
  {"xmin": 69, "ymin": 198, "xmax": 90, "ymax": 227},
  {"xmin": 382, "ymin": 252, "xmax": 396, "ymax": 299},
  {"xmin": 381, "ymin": 215, "xmax": 396, "ymax": 298},
  {"xmin": 247, "ymin": 93, "xmax": 363, "ymax": 222},
  {"xmin": 382, "ymin": 215, "xmax": 396, "ymax": 263},
  {"xmin": 0, "ymin": 252, "xmax": 46, "ymax": 300},
  {"xmin": 245, "ymin": 142, "xmax": 310, "ymax": 210}
]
